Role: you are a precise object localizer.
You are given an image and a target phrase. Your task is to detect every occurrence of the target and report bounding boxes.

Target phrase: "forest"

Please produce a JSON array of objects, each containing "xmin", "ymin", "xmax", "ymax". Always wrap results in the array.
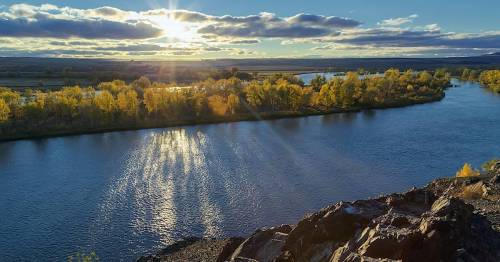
[{"xmin": 0, "ymin": 69, "xmax": 449, "ymax": 140}]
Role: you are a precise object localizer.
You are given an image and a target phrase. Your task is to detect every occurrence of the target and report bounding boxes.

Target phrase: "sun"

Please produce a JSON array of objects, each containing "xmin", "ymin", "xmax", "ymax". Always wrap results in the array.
[{"xmin": 155, "ymin": 18, "xmax": 195, "ymax": 42}]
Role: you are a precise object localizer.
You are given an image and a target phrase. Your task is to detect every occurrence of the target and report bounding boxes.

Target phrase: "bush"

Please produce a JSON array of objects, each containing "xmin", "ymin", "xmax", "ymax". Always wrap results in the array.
[
  {"xmin": 67, "ymin": 252, "xmax": 98, "ymax": 262},
  {"xmin": 460, "ymin": 183, "xmax": 485, "ymax": 199},
  {"xmin": 481, "ymin": 158, "xmax": 500, "ymax": 172},
  {"xmin": 456, "ymin": 163, "xmax": 480, "ymax": 178}
]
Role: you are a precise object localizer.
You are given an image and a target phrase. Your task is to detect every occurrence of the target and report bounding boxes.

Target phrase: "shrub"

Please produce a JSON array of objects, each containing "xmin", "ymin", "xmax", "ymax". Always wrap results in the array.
[
  {"xmin": 456, "ymin": 163, "xmax": 480, "ymax": 178},
  {"xmin": 481, "ymin": 158, "xmax": 500, "ymax": 172},
  {"xmin": 460, "ymin": 183, "xmax": 485, "ymax": 199},
  {"xmin": 67, "ymin": 252, "xmax": 98, "ymax": 262}
]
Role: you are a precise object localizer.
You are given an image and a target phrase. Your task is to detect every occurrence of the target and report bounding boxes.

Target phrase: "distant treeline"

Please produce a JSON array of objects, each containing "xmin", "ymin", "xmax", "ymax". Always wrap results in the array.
[{"xmin": 0, "ymin": 69, "xmax": 448, "ymax": 140}]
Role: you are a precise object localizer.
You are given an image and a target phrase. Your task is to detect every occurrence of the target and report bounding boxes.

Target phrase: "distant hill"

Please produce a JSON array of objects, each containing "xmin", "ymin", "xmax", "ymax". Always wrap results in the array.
[{"xmin": 0, "ymin": 54, "xmax": 499, "ymax": 86}]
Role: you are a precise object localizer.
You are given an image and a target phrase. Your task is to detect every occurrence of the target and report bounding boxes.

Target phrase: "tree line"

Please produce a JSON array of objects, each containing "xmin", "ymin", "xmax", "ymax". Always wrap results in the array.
[
  {"xmin": 479, "ymin": 70, "xmax": 500, "ymax": 93},
  {"xmin": 0, "ymin": 69, "xmax": 448, "ymax": 139}
]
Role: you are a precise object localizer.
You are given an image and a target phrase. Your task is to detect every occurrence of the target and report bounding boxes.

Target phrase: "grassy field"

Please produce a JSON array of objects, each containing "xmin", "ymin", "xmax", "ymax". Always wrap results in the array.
[{"xmin": 0, "ymin": 78, "xmax": 93, "ymax": 91}]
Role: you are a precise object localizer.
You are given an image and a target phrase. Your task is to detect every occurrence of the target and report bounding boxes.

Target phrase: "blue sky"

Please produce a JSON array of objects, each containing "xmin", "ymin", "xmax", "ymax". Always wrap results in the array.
[{"xmin": 0, "ymin": 1, "xmax": 499, "ymax": 59}]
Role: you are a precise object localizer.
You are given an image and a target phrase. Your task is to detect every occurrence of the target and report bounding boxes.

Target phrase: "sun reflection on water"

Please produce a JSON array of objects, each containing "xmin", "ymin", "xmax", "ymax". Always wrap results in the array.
[{"xmin": 93, "ymin": 129, "xmax": 224, "ymax": 249}]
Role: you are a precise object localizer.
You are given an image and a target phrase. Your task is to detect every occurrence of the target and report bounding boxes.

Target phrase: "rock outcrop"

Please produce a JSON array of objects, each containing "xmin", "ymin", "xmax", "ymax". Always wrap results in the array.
[
  {"xmin": 221, "ymin": 174, "xmax": 500, "ymax": 262},
  {"xmin": 139, "ymin": 170, "xmax": 500, "ymax": 262}
]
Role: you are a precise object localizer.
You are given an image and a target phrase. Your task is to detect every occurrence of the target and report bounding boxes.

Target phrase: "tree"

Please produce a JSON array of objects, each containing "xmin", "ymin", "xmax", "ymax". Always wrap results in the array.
[
  {"xmin": 227, "ymin": 94, "xmax": 240, "ymax": 115},
  {"xmin": 0, "ymin": 98, "xmax": 10, "ymax": 122},
  {"xmin": 245, "ymin": 81, "xmax": 264, "ymax": 109},
  {"xmin": 208, "ymin": 95, "xmax": 228, "ymax": 116},
  {"xmin": 143, "ymin": 88, "xmax": 159, "ymax": 114},
  {"xmin": 417, "ymin": 71, "xmax": 433, "ymax": 86},
  {"xmin": 117, "ymin": 90, "xmax": 139, "ymax": 117},
  {"xmin": 310, "ymin": 74, "xmax": 327, "ymax": 91},
  {"xmin": 479, "ymin": 70, "xmax": 500, "ymax": 93},
  {"xmin": 98, "ymin": 80, "xmax": 128, "ymax": 95},
  {"xmin": 339, "ymin": 72, "xmax": 360, "ymax": 108},
  {"xmin": 133, "ymin": 76, "xmax": 151, "ymax": 89},
  {"xmin": 94, "ymin": 90, "xmax": 116, "ymax": 113}
]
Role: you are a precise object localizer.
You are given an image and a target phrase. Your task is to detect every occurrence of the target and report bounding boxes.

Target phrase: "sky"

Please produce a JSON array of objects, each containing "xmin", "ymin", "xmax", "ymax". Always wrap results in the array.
[{"xmin": 0, "ymin": 0, "xmax": 499, "ymax": 59}]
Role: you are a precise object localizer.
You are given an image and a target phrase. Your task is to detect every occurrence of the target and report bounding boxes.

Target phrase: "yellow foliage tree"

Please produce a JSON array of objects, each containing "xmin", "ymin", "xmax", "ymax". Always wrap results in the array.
[
  {"xmin": 208, "ymin": 95, "xmax": 228, "ymax": 116},
  {"xmin": 117, "ymin": 90, "xmax": 139, "ymax": 117},
  {"xmin": 456, "ymin": 163, "xmax": 480, "ymax": 178},
  {"xmin": 93, "ymin": 90, "xmax": 116, "ymax": 113},
  {"xmin": 227, "ymin": 94, "xmax": 240, "ymax": 115},
  {"xmin": 0, "ymin": 98, "xmax": 10, "ymax": 122}
]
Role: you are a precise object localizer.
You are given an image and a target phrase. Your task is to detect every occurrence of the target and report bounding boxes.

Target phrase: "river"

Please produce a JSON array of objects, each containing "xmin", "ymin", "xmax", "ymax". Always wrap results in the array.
[{"xmin": 0, "ymin": 79, "xmax": 499, "ymax": 261}]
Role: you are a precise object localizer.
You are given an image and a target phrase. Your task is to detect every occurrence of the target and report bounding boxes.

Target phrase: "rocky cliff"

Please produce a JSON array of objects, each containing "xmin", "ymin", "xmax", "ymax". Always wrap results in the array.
[{"xmin": 139, "ymin": 163, "xmax": 500, "ymax": 262}]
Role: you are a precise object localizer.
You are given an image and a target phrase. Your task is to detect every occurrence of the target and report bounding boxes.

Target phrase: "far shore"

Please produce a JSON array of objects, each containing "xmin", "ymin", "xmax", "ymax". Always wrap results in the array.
[{"xmin": 0, "ymin": 94, "xmax": 443, "ymax": 142}]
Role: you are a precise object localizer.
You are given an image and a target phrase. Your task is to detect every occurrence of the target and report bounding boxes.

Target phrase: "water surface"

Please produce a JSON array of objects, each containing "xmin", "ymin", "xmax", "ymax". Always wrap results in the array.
[{"xmin": 0, "ymin": 80, "xmax": 499, "ymax": 261}]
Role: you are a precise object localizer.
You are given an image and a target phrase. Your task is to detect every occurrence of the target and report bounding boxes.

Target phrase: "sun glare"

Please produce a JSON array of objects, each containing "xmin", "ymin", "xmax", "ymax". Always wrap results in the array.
[{"xmin": 155, "ymin": 18, "xmax": 195, "ymax": 42}]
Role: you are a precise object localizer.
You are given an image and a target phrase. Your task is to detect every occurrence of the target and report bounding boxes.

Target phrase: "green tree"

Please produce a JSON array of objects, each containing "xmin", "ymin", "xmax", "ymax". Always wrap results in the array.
[{"xmin": 310, "ymin": 74, "xmax": 327, "ymax": 91}]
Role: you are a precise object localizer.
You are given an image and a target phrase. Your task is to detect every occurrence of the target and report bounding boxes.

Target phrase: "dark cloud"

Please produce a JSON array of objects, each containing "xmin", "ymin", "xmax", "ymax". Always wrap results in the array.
[
  {"xmin": 0, "ymin": 17, "xmax": 162, "ymax": 39},
  {"xmin": 199, "ymin": 24, "xmax": 332, "ymax": 38},
  {"xmin": 230, "ymin": 39, "xmax": 260, "ymax": 44},
  {"xmin": 0, "ymin": 48, "xmax": 119, "ymax": 57},
  {"xmin": 171, "ymin": 11, "xmax": 361, "ymax": 39},
  {"xmin": 334, "ymin": 28, "xmax": 500, "ymax": 49},
  {"xmin": 95, "ymin": 44, "xmax": 165, "ymax": 51},
  {"xmin": 203, "ymin": 47, "xmax": 223, "ymax": 51},
  {"xmin": 287, "ymin": 13, "xmax": 361, "ymax": 28}
]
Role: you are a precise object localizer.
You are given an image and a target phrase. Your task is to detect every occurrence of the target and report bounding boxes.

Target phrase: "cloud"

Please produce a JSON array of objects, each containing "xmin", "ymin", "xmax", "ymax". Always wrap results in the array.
[
  {"xmin": 0, "ymin": 4, "xmax": 162, "ymax": 39},
  {"xmin": 0, "ymin": 3, "xmax": 497, "ymax": 58},
  {"xmin": 171, "ymin": 50, "xmax": 195, "ymax": 56},
  {"xmin": 95, "ymin": 44, "xmax": 165, "ymax": 51},
  {"xmin": 0, "ymin": 17, "xmax": 163, "ymax": 39},
  {"xmin": 196, "ymin": 12, "xmax": 360, "ymax": 39},
  {"xmin": 229, "ymin": 39, "xmax": 260, "ymax": 44},
  {"xmin": 203, "ymin": 46, "xmax": 223, "ymax": 51},
  {"xmin": 331, "ymin": 28, "xmax": 500, "ymax": 49},
  {"xmin": 287, "ymin": 13, "xmax": 361, "ymax": 28},
  {"xmin": 378, "ymin": 14, "xmax": 419, "ymax": 27}
]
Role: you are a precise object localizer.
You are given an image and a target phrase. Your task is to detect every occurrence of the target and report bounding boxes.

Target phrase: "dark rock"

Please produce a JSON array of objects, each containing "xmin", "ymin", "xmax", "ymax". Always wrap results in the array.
[
  {"xmin": 216, "ymin": 237, "xmax": 245, "ymax": 262},
  {"xmin": 229, "ymin": 225, "xmax": 292, "ymax": 261},
  {"xmin": 223, "ymin": 185, "xmax": 500, "ymax": 262},
  {"xmin": 488, "ymin": 161, "xmax": 500, "ymax": 175},
  {"xmin": 490, "ymin": 174, "xmax": 500, "ymax": 184},
  {"xmin": 141, "ymin": 176, "xmax": 500, "ymax": 262}
]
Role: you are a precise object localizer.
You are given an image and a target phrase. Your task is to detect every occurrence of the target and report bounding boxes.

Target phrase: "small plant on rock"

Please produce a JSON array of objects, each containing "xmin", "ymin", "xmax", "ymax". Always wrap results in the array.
[{"xmin": 456, "ymin": 163, "xmax": 480, "ymax": 178}]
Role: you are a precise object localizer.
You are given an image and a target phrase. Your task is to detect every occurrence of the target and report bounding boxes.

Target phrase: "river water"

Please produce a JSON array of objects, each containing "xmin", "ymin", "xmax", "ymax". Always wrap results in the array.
[{"xmin": 0, "ymin": 79, "xmax": 499, "ymax": 261}]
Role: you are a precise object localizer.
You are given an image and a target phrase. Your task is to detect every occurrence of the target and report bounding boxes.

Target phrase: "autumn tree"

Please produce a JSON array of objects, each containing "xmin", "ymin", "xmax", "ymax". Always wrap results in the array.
[
  {"xmin": 208, "ymin": 95, "xmax": 228, "ymax": 116},
  {"xmin": 0, "ymin": 98, "xmax": 10, "ymax": 122},
  {"xmin": 94, "ymin": 90, "xmax": 116, "ymax": 113},
  {"xmin": 245, "ymin": 81, "xmax": 264, "ymax": 109},
  {"xmin": 227, "ymin": 94, "xmax": 240, "ymax": 115},
  {"xmin": 117, "ymin": 90, "xmax": 139, "ymax": 117}
]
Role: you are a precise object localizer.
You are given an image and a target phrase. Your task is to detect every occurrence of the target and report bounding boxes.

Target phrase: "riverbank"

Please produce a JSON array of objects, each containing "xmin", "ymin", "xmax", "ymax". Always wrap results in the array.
[
  {"xmin": 0, "ymin": 93, "xmax": 443, "ymax": 142},
  {"xmin": 139, "ymin": 162, "xmax": 500, "ymax": 262}
]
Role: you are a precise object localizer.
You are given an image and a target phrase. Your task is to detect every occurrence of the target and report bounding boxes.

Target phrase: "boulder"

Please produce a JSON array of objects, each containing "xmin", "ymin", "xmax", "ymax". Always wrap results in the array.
[{"xmin": 229, "ymin": 225, "xmax": 292, "ymax": 262}]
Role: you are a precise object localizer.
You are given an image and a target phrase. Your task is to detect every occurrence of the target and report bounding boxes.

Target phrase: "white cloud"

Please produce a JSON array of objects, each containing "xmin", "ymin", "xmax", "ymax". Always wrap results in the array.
[{"xmin": 378, "ymin": 14, "xmax": 419, "ymax": 27}]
